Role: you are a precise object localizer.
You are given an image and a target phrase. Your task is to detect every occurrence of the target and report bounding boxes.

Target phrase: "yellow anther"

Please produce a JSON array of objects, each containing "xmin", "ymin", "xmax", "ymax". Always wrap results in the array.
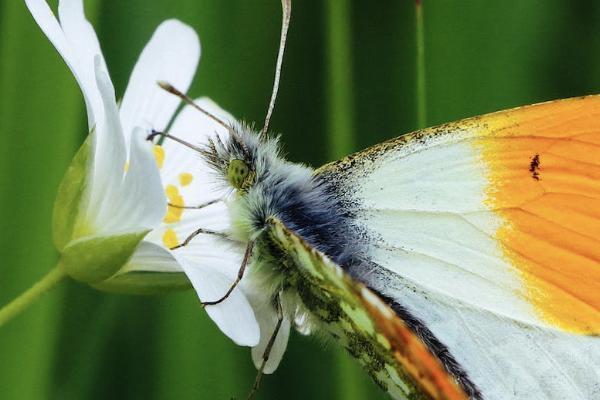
[
  {"xmin": 179, "ymin": 172, "xmax": 193, "ymax": 186},
  {"xmin": 162, "ymin": 229, "xmax": 179, "ymax": 248},
  {"xmin": 163, "ymin": 184, "xmax": 184, "ymax": 223},
  {"xmin": 153, "ymin": 145, "xmax": 165, "ymax": 169},
  {"xmin": 166, "ymin": 185, "xmax": 179, "ymax": 198}
]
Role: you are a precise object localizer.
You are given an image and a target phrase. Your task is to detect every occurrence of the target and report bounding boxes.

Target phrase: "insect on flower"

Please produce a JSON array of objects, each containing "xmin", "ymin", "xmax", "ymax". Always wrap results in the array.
[
  {"xmin": 149, "ymin": 0, "xmax": 600, "ymax": 399},
  {"xmin": 20, "ymin": 0, "xmax": 600, "ymax": 398}
]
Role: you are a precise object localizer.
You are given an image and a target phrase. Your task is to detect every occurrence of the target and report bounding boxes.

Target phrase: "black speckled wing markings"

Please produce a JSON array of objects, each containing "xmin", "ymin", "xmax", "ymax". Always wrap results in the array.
[{"xmin": 264, "ymin": 217, "xmax": 470, "ymax": 400}]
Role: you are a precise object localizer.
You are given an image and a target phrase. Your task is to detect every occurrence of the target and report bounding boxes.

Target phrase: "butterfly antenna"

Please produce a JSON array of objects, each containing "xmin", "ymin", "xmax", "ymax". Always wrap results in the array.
[
  {"xmin": 147, "ymin": 129, "xmax": 204, "ymax": 153},
  {"xmin": 157, "ymin": 81, "xmax": 233, "ymax": 132},
  {"xmin": 260, "ymin": 0, "xmax": 292, "ymax": 137}
]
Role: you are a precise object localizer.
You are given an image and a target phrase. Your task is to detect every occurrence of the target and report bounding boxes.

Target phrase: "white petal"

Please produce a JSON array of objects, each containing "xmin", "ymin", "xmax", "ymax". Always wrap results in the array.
[
  {"xmin": 25, "ymin": 0, "xmax": 72, "ymax": 67},
  {"xmin": 174, "ymin": 201, "xmax": 231, "ymax": 233},
  {"xmin": 153, "ymin": 202, "xmax": 231, "ymax": 243},
  {"xmin": 123, "ymin": 241, "xmax": 181, "ymax": 273},
  {"xmin": 101, "ymin": 128, "xmax": 167, "ymax": 233},
  {"xmin": 167, "ymin": 235, "xmax": 244, "ymax": 279},
  {"xmin": 174, "ymin": 253, "xmax": 260, "ymax": 346},
  {"xmin": 86, "ymin": 57, "xmax": 128, "ymax": 232},
  {"xmin": 58, "ymin": 0, "xmax": 103, "ymax": 64},
  {"xmin": 119, "ymin": 20, "xmax": 200, "ymax": 150},
  {"xmin": 167, "ymin": 97, "xmax": 235, "ymax": 153},
  {"xmin": 57, "ymin": 0, "xmax": 106, "ymax": 125},
  {"xmin": 251, "ymin": 301, "xmax": 291, "ymax": 374},
  {"xmin": 25, "ymin": 0, "xmax": 103, "ymax": 126},
  {"xmin": 158, "ymin": 98, "xmax": 237, "ymax": 207}
]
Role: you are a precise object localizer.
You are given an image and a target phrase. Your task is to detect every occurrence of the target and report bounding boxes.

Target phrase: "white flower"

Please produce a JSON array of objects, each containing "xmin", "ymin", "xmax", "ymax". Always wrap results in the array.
[{"xmin": 26, "ymin": 0, "xmax": 259, "ymax": 346}]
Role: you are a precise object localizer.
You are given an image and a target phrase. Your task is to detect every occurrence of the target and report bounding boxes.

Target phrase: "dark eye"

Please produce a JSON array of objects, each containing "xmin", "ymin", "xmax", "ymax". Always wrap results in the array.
[{"xmin": 227, "ymin": 159, "xmax": 251, "ymax": 189}]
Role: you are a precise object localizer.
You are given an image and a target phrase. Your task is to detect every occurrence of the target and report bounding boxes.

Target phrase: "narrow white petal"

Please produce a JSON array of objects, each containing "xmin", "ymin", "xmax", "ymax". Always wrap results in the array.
[
  {"xmin": 174, "ymin": 254, "xmax": 260, "ymax": 346},
  {"xmin": 25, "ymin": 0, "xmax": 103, "ymax": 126},
  {"xmin": 122, "ymin": 241, "xmax": 181, "ymax": 273},
  {"xmin": 58, "ymin": 0, "xmax": 107, "ymax": 126},
  {"xmin": 58, "ymin": 0, "xmax": 103, "ymax": 62},
  {"xmin": 120, "ymin": 20, "xmax": 200, "ymax": 150},
  {"xmin": 25, "ymin": 0, "xmax": 70, "ymax": 54},
  {"xmin": 251, "ymin": 303, "xmax": 291, "ymax": 374},
  {"xmin": 87, "ymin": 57, "xmax": 128, "ymax": 232},
  {"xmin": 102, "ymin": 128, "xmax": 167, "ymax": 233},
  {"xmin": 26, "ymin": 0, "xmax": 72, "ymax": 65}
]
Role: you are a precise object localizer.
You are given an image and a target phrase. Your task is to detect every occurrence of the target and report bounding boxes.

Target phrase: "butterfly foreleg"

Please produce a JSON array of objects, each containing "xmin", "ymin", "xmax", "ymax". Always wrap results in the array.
[
  {"xmin": 168, "ymin": 199, "xmax": 221, "ymax": 210},
  {"xmin": 202, "ymin": 240, "xmax": 255, "ymax": 306},
  {"xmin": 169, "ymin": 227, "xmax": 228, "ymax": 250}
]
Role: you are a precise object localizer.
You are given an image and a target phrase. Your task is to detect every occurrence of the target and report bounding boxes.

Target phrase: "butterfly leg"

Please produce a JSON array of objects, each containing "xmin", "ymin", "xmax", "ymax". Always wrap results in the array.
[
  {"xmin": 168, "ymin": 199, "xmax": 221, "ymax": 210},
  {"xmin": 169, "ymin": 227, "xmax": 228, "ymax": 250},
  {"xmin": 147, "ymin": 129, "xmax": 205, "ymax": 154},
  {"xmin": 247, "ymin": 292, "xmax": 284, "ymax": 400},
  {"xmin": 201, "ymin": 240, "xmax": 255, "ymax": 306}
]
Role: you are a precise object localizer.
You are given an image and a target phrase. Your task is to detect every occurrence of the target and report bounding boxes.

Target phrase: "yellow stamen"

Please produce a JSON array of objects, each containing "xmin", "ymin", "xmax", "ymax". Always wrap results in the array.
[
  {"xmin": 164, "ymin": 184, "xmax": 184, "ymax": 223},
  {"xmin": 179, "ymin": 172, "xmax": 193, "ymax": 186},
  {"xmin": 162, "ymin": 229, "xmax": 179, "ymax": 248},
  {"xmin": 153, "ymin": 145, "xmax": 165, "ymax": 169}
]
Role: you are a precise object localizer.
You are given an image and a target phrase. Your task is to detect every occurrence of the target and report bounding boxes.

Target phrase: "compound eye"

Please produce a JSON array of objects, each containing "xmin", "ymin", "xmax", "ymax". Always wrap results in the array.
[{"xmin": 227, "ymin": 159, "xmax": 251, "ymax": 189}]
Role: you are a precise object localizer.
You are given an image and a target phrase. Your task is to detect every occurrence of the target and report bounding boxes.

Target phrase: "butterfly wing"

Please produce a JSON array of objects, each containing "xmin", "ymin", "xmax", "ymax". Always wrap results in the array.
[
  {"xmin": 316, "ymin": 96, "xmax": 600, "ymax": 399},
  {"xmin": 264, "ymin": 216, "xmax": 470, "ymax": 400}
]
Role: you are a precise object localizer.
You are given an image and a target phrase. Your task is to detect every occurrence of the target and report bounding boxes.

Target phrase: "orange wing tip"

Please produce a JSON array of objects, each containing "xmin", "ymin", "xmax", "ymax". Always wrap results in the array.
[
  {"xmin": 359, "ymin": 287, "xmax": 469, "ymax": 400},
  {"xmin": 473, "ymin": 96, "xmax": 600, "ymax": 334}
]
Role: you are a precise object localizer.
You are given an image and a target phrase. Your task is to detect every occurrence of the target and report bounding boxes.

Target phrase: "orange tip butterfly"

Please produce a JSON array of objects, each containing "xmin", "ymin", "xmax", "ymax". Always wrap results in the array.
[{"xmin": 153, "ymin": 1, "xmax": 600, "ymax": 399}]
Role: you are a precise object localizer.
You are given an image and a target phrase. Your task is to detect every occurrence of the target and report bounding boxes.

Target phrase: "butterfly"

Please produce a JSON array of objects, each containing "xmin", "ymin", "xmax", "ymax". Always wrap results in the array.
[
  {"xmin": 151, "ymin": 1, "xmax": 600, "ymax": 399},
  {"xmin": 156, "ymin": 79, "xmax": 600, "ymax": 400}
]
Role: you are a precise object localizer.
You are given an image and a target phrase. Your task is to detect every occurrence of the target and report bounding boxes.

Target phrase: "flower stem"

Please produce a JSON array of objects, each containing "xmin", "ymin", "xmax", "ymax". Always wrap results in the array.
[
  {"xmin": 0, "ymin": 265, "xmax": 66, "ymax": 328},
  {"xmin": 415, "ymin": 0, "xmax": 427, "ymax": 129}
]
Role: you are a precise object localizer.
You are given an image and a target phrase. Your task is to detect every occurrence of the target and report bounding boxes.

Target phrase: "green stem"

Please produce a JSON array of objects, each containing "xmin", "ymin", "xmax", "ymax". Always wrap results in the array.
[
  {"xmin": 0, "ymin": 265, "xmax": 66, "ymax": 328},
  {"xmin": 415, "ymin": 0, "xmax": 427, "ymax": 129}
]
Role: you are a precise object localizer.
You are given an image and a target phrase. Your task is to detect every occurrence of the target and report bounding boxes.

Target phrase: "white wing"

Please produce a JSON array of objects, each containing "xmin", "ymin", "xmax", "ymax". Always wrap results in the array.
[{"xmin": 318, "ymin": 96, "xmax": 600, "ymax": 399}]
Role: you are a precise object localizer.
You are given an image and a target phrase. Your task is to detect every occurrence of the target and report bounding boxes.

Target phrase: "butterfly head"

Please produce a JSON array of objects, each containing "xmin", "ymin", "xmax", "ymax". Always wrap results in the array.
[
  {"xmin": 227, "ymin": 159, "xmax": 254, "ymax": 191},
  {"xmin": 201, "ymin": 124, "xmax": 281, "ymax": 194}
]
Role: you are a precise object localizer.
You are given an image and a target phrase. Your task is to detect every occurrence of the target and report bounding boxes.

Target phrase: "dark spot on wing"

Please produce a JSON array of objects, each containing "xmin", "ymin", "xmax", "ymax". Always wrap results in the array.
[{"xmin": 529, "ymin": 153, "xmax": 541, "ymax": 180}]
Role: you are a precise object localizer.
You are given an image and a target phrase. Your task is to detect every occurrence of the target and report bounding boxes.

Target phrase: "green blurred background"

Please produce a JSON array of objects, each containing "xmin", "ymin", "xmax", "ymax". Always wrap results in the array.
[{"xmin": 1, "ymin": 0, "xmax": 599, "ymax": 399}]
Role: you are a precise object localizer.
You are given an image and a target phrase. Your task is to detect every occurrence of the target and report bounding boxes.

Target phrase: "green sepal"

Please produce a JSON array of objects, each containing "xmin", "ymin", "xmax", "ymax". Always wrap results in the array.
[
  {"xmin": 60, "ymin": 230, "xmax": 149, "ymax": 284},
  {"xmin": 52, "ymin": 136, "xmax": 92, "ymax": 251},
  {"xmin": 92, "ymin": 271, "xmax": 191, "ymax": 295}
]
